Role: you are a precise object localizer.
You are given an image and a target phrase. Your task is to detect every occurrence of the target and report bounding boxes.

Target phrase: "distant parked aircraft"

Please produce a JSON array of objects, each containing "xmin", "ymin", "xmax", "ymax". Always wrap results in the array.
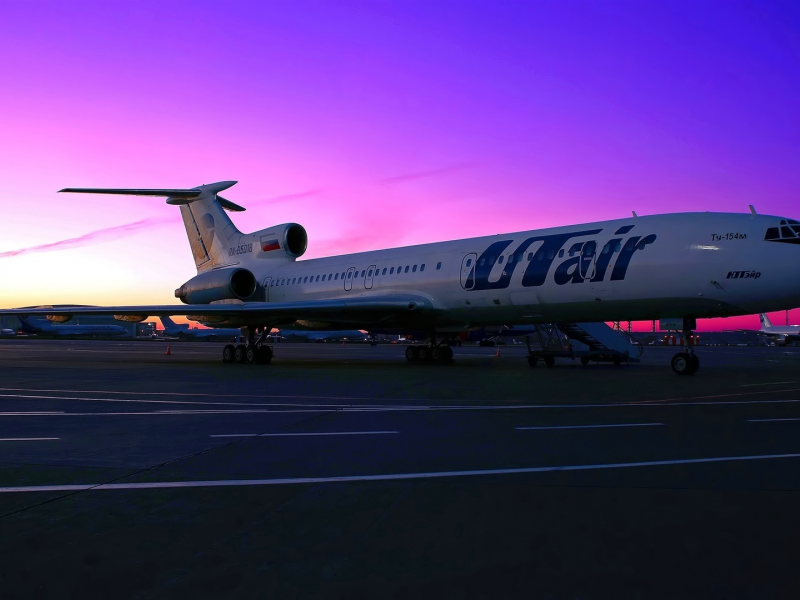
[
  {"xmin": 18, "ymin": 316, "xmax": 127, "ymax": 337},
  {"xmin": 160, "ymin": 316, "xmax": 241, "ymax": 341},
  {"xmin": 737, "ymin": 313, "xmax": 800, "ymax": 345},
  {"xmin": 0, "ymin": 328, "xmax": 16, "ymax": 337},
  {"xmin": 278, "ymin": 327, "xmax": 369, "ymax": 343}
]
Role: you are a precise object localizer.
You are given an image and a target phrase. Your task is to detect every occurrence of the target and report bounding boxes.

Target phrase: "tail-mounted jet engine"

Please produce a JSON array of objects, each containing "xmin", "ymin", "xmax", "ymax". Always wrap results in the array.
[
  {"xmin": 257, "ymin": 223, "xmax": 308, "ymax": 258},
  {"xmin": 175, "ymin": 267, "xmax": 257, "ymax": 305}
]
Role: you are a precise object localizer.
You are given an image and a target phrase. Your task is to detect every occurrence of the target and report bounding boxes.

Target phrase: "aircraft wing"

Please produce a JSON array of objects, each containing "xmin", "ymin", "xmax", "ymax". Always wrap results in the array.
[{"xmin": 0, "ymin": 294, "xmax": 437, "ymax": 325}]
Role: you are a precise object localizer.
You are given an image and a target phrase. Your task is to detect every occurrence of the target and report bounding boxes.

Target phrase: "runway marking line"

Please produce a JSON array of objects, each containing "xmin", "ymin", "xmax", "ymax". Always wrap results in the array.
[
  {"xmin": 210, "ymin": 431, "xmax": 398, "ymax": 438},
  {"xmin": 516, "ymin": 423, "xmax": 664, "ymax": 431},
  {"xmin": 0, "ymin": 453, "xmax": 797, "ymax": 494},
  {"xmin": 747, "ymin": 418, "xmax": 800, "ymax": 423},
  {"xmin": 740, "ymin": 381, "xmax": 796, "ymax": 387},
  {"xmin": 0, "ymin": 437, "xmax": 59, "ymax": 441},
  {"xmin": 0, "ymin": 387, "xmax": 372, "ymax": 401}
]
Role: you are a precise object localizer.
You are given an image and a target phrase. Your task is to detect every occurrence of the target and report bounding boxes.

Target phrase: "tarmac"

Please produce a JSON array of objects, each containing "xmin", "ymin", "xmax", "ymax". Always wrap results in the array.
[{"xmin": 0, "ymin": 338, "xmax": 799, "ymax": 598}]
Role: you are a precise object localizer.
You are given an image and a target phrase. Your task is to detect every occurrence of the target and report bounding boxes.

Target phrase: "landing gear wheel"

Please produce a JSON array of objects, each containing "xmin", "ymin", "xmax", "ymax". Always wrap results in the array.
[
  {"xmin": 543, "ymin": 356, "xmax": 556, "ymax": 368},
  {"xmin": 234, "ymin": 344, "xmax": 247, "ymax": 364},
  {"xmin": 527, "ymin": 355, "xmax": 539, "ymax": 368},
  {"xmin": 418, "ymin": 346, "xmax": 432, "ymax": 362},
  {"xmin": 256, "ymin": 346, "xmax": 273, "ymax": 365},
  {"xmin": 613, "ymin": 356, "xmax": 621, "ymax": 366},
  {"xmin": 246, "ymin": 347, "xmax": 257, "ymax": 364},
  {"xmin": 222, "ymin": 344, "xmax": 235, "ymax": 363},
  {"xmin": 440, "ymin": 346, "xmax": 453, "ymax": 363},
  {"xmin": 405, "ymin": 346, "xmax": 419, "ymax": 362},
  {"xmin": 580, "ymin": 356, "xmax": 590, "ymax": 366},
  {"xmin": 431, "ymin": 346, "xmax": 453, "ymax": 364},
  {"xmin": 671, "ymin": 352, "xmax": 697, "ymax": 376}
]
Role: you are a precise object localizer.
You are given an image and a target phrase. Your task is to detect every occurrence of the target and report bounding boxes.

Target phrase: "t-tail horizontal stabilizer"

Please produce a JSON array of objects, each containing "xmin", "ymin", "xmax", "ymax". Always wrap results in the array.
[{"xmin": 58, "ymin": 181, "xmax": 246, "ymax": 212}]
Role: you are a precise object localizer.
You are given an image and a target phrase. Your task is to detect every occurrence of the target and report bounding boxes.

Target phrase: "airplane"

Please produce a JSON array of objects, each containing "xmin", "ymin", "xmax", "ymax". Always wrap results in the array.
[
  {"xmin": 737, "ymin": 313, "xmax": 800, "ymax": 345},
  {"xmin": 277, "ymin": 327, "xmax": 370, "ymax": 343},
  {"xmin": 2, "ymin": 180, "xmax": 800, "ymax": 375},
  {"xmin": 0, "ymin": 329, "xmax": 16, "ymax": 337},
  {"xmin": 160, "ymin": 315, "xmax": 241, "ymax": 341},
  {"xmin": 17, "ymin": 316, "xmax": 128, "ymax": 338}
]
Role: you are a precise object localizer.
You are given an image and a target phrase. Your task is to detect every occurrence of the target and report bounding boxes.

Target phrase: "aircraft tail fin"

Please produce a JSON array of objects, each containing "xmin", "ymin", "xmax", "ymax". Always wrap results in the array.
[
  {"xmin": 160, "ymin": 315, "xmax": 177, "ymax": 329},
  {"xmin": 759, "ymin": 313, "xmax": 773, "ymax": 329},
  {"xmin": 60, "ymin": 181, "xmax": 245, "ymax": 273}
]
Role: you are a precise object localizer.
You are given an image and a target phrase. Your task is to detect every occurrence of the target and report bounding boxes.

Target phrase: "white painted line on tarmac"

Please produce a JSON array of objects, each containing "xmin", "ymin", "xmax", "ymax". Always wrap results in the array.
[
  {"xmin": 210, "ymin": 430, "xmax": 398, "ymax": 438},
  {"xmin": 740, "ymin": 381, "xmax": 796, "ymax": 387},
  {"xmin": 0, "ymin": 387, "xmax": 372, "ymax": 401},
  {"xmin": 0, "ymin": 453, "xmax": 798, "ymax": 494},
  {"xmin": 516, "ymin": 423, "xmax": 664, "ymax": 431},
  {"xmin": 0, "ymin": 437, "xmax": 59, "ymax": 441},
  {"xmin": 747, "ymin": 418, "xmax": 800, "ymax": 423},
  {"xmin": 0, "ymin": 412, "xmax": 65, "ymax": 416}
]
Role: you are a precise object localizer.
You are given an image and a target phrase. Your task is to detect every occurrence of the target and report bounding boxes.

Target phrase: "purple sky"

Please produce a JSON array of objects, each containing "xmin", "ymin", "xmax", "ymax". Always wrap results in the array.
[{"xmin": 1, "ymin": 1, "xmax": 799, "ymax": 329}]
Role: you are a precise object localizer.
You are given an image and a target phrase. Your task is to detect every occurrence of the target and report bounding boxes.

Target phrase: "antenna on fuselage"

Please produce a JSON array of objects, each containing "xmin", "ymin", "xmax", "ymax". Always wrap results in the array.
[
  {"xmin": 631, "ymin": 211, "xmax": 638, "ymax": 217},
  {"xmin": 749, "ymin": 205, "xmax": 757, "ymax": 215}
]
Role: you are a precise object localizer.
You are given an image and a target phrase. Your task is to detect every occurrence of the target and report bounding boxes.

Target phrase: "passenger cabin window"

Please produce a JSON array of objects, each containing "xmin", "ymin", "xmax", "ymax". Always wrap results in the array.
[
  {"xmin": 436, "ymin": 262, "xmax": 442, "ymax": 270},
  {"xmin": 390, "ymin": 267, "xmax": 395, "ymax": 274},
  {"xmin": 498, "ymin": 256, "xmax": 504, "ymax": 264},
  {"xmin": 404, "ymin": 266, "xmax": 409, "ymax": 273},
  {"xmin": 527, "ymin": 253, "xmax": 533, "ymax": 261},
  {"xmin": 382, "ymin": 268, "xmax": 387, "ymax": 275},
  {"xmin": 547, "ymin": 250, "xmax": 554, "ymax": 259},
  {"xmin": 420, "ymin": 264, "xmax": 425, "ymax": 272},
  {"xmin": 360, "ymin": 270, "xmax": 365, "ymax": 277},
  {"xmin": 466, "ymin": 259, "xmax": 472, "ymax": 267},
  {"xmin": 558, "ymin": 250, "xmax": 564, "ymax": 258},
  {"xmin": 347, "ymin": 272, "xmax": 352, "ymax": 279},
  {"xmin": 479, "ymin": 258, "xmax": 485, "ymax": 267},
  {"xmin": 335, "ymin": 273, "xmax": 339, "ymax": 280},
  {"xmin": 368, "ymin": 269, "xmax": 373, "ymax": 277},
  {"xmin": 412, "ymin": 265, "xmax": 417, "ymax": 272}
]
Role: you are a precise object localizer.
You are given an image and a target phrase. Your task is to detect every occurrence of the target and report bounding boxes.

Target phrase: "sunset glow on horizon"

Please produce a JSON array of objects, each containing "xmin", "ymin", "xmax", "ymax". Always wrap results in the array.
[{"xmin": 2, "ymin": 1, "xmax": 799, "ymax": 331}]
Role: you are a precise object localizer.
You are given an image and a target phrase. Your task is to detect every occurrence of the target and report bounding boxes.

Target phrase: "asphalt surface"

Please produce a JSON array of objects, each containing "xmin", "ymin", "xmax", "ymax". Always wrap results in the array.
[{"xmin": 1, "ymin": 338, "xmax": 799, "ymax": 598}]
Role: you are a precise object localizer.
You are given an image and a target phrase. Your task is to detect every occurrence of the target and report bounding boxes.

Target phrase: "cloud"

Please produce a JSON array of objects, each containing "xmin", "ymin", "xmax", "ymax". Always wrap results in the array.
[
  {"xmin": 379, "ymin": 163, "xmax": 474, "ymax": 186},
  {"xmin": 0, "ymin": 216, "xmax": 176, "ymax": 259}
]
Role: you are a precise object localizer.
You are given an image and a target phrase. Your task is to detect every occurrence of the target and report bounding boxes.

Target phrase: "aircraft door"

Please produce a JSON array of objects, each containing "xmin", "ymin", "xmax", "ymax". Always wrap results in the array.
[
  {"xmin": 344, "ymin": 267, "xmax": 355, "ymax": 291},
  {"xmin": 365, "ymin": 265, "xmax": 376, "ymax": 289},
  {"xmin": 262, "ymin": 277, "xmax": 272, "ymax": 301},
  {"xmin": 460, "ymin": 253, "xmax": 477, "ymax": 290}
]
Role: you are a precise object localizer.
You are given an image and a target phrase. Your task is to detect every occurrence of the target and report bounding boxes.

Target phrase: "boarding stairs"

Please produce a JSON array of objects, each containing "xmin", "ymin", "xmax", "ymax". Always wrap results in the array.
[{"xmin": 526, "ymin": 322, "xmax": 642, "ymax": 368}]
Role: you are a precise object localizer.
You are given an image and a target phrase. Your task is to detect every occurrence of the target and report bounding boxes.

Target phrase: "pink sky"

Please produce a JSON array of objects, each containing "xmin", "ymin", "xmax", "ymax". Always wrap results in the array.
[{"xmin": 1, "ymin": 1, "xmax": 799, "ymax": 331}]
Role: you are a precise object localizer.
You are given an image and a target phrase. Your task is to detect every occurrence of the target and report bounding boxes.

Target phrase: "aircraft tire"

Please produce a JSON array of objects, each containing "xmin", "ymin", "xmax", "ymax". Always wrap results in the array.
[
  {"xmin": 687, "ymin": 353, "xmax": 699, "ymax": 374},
  {"xmin": 544, "ymin": 356, "xmax": 556, "ymax": 368},
  {"xmin": 405, "ymin": 346, "xmax": 419, "ymax": 362},
  {"xmin": 256, "ymin": 347, "xmax": 273, "ymax": 365},
  {"xmin": 671, "ymin": 352, "xmax": 696, "ymax": 376},
  {"xmin": 580, "ymin": 356, "xmax": 590, "ymax": 366},
  {"xmin": 438, "ymin": 346, "xmax": 453, "ymax": 363},
  {"xmin": 527, "ymin": 355, "xmax": 539, "ymax": 368},
  {"xmin": 418, "ymin": 346, "xmax": 431, "ymax": 362},
  {"xmin": 234, "ymin": 344, "xmax": 247, "ymax": 364},
  {"xmin": 246, "ymin": 347, "xmax": 257, "ymax": 364},
  {"xmin": 222, "ymin": 344, "xmax": 236, "ymax": 363}
]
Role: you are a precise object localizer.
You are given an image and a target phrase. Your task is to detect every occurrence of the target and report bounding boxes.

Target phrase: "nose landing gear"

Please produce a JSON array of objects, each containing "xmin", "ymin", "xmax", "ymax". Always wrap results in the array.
[{"xmin": 671, "ymin": 318, "xmax": 700, "ymax": 375}]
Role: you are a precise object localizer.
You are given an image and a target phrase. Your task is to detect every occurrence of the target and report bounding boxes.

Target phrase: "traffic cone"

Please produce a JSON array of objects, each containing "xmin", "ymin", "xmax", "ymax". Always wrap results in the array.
[
  {"xmin": 165, "ymin": 343, "xmax": 172, "ymax": 356},
  {"xmin": 495, "ymin": 346, "xmax": 501, "ymax": 357}
]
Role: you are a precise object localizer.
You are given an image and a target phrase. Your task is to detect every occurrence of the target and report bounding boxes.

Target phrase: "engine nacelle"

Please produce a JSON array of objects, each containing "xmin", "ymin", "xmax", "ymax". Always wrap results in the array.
[
  {"xmin": 257, "ymin": 223, "xmax": 308, "ymax": 258},
  {"xmin": 175, "ymin": 267, "xmax": 257, "ymax": 305}
]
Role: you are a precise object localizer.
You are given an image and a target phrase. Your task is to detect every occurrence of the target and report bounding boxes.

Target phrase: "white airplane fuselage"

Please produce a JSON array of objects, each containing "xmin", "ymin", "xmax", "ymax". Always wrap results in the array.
[{"xmin": 215, "ymin": 212, "xmax": 800, "ymax": 330}]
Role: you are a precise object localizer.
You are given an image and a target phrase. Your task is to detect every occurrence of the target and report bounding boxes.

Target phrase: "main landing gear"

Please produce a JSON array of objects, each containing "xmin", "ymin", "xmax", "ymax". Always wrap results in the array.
[
  {"xmin": 671, "ymin": 317, "xmax": 700, "ymax": 376},
  {"xmin": 222, "ymin": 327, "xmax": 273, "ymax": 365},
  {"xmin": 405, "ymin": 332, "xmax": 454, "ymax": 365}
]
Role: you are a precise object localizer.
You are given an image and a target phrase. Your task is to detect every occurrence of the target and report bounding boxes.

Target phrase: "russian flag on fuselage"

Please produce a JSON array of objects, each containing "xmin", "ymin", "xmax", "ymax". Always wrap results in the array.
[{"xmin": 261, "ymin": 237, "xmax": 281, "ymax": 252}]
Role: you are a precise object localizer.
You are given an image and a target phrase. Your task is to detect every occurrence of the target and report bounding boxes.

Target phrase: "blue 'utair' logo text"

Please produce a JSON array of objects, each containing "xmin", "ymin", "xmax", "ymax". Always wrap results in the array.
[{"xmin": 465, "ymin": 226, "xmax": 657, "ymax": 290}]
